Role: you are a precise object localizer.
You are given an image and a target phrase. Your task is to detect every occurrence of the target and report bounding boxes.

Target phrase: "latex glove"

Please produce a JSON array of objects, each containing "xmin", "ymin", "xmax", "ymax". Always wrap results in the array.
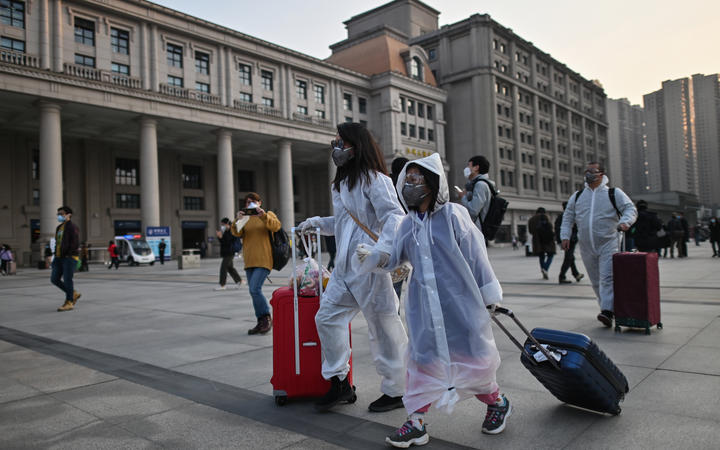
[
  {"xmin": 354, "ymin": 244, "xmax": 390, "ymax": 273},
  {"xmin": 298, "ymin": 217, "xmax": 319, "ymax": 232},
  {"xmin": 487, "ymin": 303, "xmax": 501, "ymax": 314}
]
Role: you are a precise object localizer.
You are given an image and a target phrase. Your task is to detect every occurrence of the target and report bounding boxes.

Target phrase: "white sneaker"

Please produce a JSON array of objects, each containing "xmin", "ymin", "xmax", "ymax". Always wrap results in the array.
[
  {"xmin": 213, "ymin": 285, "xmax": 227, "ymax": 291},
  {"xmin": 237, "ymin": 279, "xmax": 244, "ymax": 288}
]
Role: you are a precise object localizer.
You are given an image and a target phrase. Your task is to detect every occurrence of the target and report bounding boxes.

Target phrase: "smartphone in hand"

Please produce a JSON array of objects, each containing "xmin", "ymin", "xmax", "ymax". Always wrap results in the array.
[{"xmin": 242, "ymin": 208, "xmax": 259, "ymax": 216}]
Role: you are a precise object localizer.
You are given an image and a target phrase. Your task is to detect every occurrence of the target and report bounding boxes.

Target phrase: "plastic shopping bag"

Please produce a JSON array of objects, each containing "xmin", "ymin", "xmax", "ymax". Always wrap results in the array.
[{"xmin": 290, "ymin": 257, "xmax": 330, "ymax": 297}]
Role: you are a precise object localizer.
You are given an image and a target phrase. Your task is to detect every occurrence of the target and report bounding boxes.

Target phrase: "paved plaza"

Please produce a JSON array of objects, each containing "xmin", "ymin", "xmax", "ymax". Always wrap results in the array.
[{"xmin": 1, "ymin": 244, "xmax": 719, "ymax": 449}]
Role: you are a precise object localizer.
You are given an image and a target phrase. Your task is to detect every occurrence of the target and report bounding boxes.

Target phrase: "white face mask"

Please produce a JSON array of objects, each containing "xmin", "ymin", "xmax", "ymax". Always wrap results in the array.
[
  {"xmin": 247, "ymin": 202, "xmax": 258, "ymax": 209},
  {"xmin": 220, "ymin": 225, "xmax": 227, "ymax": 232},
  {"xmin": 463, "ymin": 167, "xmax": 472, "ymax": 178}
]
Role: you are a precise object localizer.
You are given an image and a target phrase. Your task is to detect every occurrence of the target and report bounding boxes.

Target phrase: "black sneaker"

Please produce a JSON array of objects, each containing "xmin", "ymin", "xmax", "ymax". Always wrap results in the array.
[
  {"xmin": 558, "ymin": 278, "xmax": 572, "ymax": 284},
  {"xmin": 368, "ymin": 394, "xmax": 404, "ymax": 412},
  {"xmin": 597, "ymin": 310, "xmax": 614, "ymax": 327},
  {"xmin": 314, "ymin": 376, "xmax": 354, "ymax": 412},
  {"xmin": 386, "ymin": 419, "xmax": 429, "ymax": 448},
  {"xmin": 482, "ymin": 394, "xmax": 512, "ymax": 435}
]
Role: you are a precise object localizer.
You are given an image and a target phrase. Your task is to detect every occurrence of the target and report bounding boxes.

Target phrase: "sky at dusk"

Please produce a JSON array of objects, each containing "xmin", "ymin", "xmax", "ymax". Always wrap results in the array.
[{"xmin": 153, "ymin": 0, "xmax": 719, "ymax": 105}]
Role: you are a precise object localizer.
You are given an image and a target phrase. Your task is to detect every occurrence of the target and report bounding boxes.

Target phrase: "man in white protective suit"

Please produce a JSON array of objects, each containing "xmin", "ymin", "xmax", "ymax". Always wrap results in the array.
[
  {"xmin": 561, "ymin": 162, "xmax": 637, "ymax": 327},
  {"xmin": 298, "ymin": 122, "xmax": 408, "ymax": 413}
]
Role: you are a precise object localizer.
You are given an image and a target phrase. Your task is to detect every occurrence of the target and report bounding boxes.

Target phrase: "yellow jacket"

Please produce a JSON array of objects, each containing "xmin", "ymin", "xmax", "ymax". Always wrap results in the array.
[{"xmin": 232, "ymin": 211, "xmax": 282, "ymax": 271}]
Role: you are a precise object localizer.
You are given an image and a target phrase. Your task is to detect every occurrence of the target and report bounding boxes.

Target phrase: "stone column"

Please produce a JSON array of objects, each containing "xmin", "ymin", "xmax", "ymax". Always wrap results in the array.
[
  {"xmin": 216, "ymin": 129, "xmax": 234, "ymax": 220},
  {"xmin": 139, "ymin": 117, "xmax": 160, "ymax": 228},
  {"xmin": 39, "ymin": 0, "xmax": 50, "ymax": 70},
  {"xmin": 277, "ymin": 140, "xmax": 294, "ymax": 229},
  {"xmin": 39, "ymin": 101, "xmax": 63, "ymax": 240},
  {"xmin": 52, "ymin": 0, "xmax": 63, "ymax": 72}
]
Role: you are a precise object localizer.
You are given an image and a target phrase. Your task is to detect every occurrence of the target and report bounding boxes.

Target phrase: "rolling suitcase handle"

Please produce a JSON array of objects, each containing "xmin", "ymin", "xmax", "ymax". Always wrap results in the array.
[
  {"xmin": 489, "ymin": 306, "xmax": 561, "ymax": 370},
  {"xmin": 290, "ymin": 227, "xmax": 323, "ymax": 376}
]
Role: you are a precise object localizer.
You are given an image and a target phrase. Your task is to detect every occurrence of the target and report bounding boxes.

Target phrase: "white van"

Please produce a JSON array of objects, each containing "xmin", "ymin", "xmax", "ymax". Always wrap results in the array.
[{"xmin": 114, "ymin": 235, "xmax": 155, "ymax": 265}]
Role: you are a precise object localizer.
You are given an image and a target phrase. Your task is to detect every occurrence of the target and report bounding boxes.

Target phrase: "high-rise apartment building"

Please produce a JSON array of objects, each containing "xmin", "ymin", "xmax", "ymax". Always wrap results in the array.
[
  {"xmin": 643, "ymin": 78, "xmax": 699, "ymax": 196},
  {"xmin": 407, "ymin": 11, "xmax": 609, "ymax": 239},
  {"xmin": 607, "ymin": 98, "xmax": 646, "ymax": 196},
  {"xmin": 691, "ymin": 73, "xmax": 720, "ymax": 208}
]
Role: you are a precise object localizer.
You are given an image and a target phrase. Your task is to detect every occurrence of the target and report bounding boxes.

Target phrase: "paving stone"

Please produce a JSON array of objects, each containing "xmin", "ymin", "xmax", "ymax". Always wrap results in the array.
[{"xmin": 659, "ymin": 344, "xmax": 720, "ymax": 376}]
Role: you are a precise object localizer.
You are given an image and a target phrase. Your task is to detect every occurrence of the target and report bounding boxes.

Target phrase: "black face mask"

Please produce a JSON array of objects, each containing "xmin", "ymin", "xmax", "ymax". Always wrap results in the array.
[
  {"xmin": 402, "ymin": 183, "xmax": 429, "ymax": 210},
  {"xmin": 330, "ymin": 139, "xmax": 354, "ymax": 167}
]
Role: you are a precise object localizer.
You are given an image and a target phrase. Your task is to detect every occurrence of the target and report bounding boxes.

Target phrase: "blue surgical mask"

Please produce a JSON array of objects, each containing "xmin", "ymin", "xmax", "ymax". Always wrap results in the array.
[{"xmin": 57, "ymin": 214, "xmax": 66, "ymax": 223}]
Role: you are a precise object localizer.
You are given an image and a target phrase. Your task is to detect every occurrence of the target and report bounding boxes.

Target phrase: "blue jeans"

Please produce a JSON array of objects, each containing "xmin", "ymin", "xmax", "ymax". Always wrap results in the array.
[
  {"xmin": 245, "ymin": 267, "xmax": 271, "ymax": 318},
  {"xmin": 538, "ymin": 252, "xmax": 554, "ymax": 271},
  {"xmin": 51, "ymin": 257, "xmax": 76, "ymax": 301}
]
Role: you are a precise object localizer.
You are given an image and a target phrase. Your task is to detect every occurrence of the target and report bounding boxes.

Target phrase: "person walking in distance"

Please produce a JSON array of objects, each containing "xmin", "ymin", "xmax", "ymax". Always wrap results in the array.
[
  {"xmin": 231, "ymin": 192, "xmax": 281, "ymax": 335},
  {"xmin": 459, "ymin": 156, "xmax": 494, "ymax": 233},
  {"xmin": 214, "ymin": 218, "xmax": 243, "ymax": 290},
  {"xmin": 298, "ymin": 122, "xmax": 408, "ymax": 413},
  {"xmin": 709, "ymin": 217, "xmax": 720, "ymax": 257},
  {"xmin": 667, "ymin": 213, "xmax": 683, "ymax": 259},
  {"xmin": 528, "ymin": 207, "xmax": 556, "ymax": 280},
  {"xmin": 561, "ymin": 162, "xmax": 637, "ymax": 327},
  {"xmin": 158, "ymin": 238, "xmax": 167, "ymax": 265},
  {"xmin": 53, "ymin": 206, "xmax": 81, "ymax": 311},
  {"xmin": 107, "ymin": 240, "xmax": 120, "ymax": 269},
  {"xmin": 555, "ymin": 202, "xmax": 584, "ymax": 284}
]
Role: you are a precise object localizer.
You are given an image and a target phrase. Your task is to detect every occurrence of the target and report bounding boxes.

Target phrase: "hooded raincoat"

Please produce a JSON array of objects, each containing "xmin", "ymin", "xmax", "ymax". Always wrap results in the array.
[
  {"xmin": 301, "ymin": 171, "xmax": 408, "ymax": 397},
  {"xmin": 560, "ymin": 175, "xmax": 637, "ymax": 311},
  {"xmin": 385, "ymin": 153, "xmax": 503, "ymax": 414}
]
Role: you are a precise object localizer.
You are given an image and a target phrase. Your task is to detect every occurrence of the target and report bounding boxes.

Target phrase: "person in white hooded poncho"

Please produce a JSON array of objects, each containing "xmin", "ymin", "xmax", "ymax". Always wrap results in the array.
[
  {"xmin": 355, "ymin": 153, "xmax": 512, "ymax": 448},
  {"xmin": 298, "ymin": 122, "xmax": 408, "ymax": 414}
]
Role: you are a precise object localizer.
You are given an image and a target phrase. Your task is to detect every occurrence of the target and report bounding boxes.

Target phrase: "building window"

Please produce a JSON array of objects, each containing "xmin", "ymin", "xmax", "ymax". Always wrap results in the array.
[
  {"xmin": 31, "ymin": 150, "xmax": 39, "ymax": 180},
  {"xmin": 183, "ymin": 197, "xmax": 204, "ymax": 210},
  {"xmin": 401, "ymin": 96, "xmax": 406, "ymax": 112},
  {"xmin": 195, "ymin": 51, "xmax": 209, "ymax": 75},
  {"xmin": 409, "ymin": 124, "xmax": 416, "ymax": 138},
  {"xmin": 74, "ymin": 53, "xmax": 95, "ymax": 68},
  {"xmin": 428, "ymin": 48, "xmax": 436, "ymax": 60},
  {"xmin": 115, "ymin": 159, "xmax": 139, "ymax": 185},
  {"xmin": 167, "ymin": 43, "xmax": 183, "ymax": 68},
  {"xmin": 0, "ymin": 36, "xmax": 24, "ymax": 52},
  {"xmin": 110, "ymin": 28, "xmax": 129, "ymax": 54},
  {"xmin": 238, "ymin": 92, "xmax": 252, "ymax": 103},
  {"xmin": 407, "ymin": 99, "xmax": 415, "ymax": 115},
  {"xmin": 296, "ymin": 105, "xmax": 308, "ymax": 115},
  {"xmin": 32, "ymin": 188, "xmax": 39, "ymax": 206},
  {"xmin": 401, "ymin": 122, "xmax": 407, "ymax": 135},
  {"xmin": 182, "ymin": 165, "xmax": 203, "ymax": 189},
  {"xmin": 314, "ymin": 85, "xmax": 325, "ymax": 104},
  {"xmin": 343, "ymin": 93, "xmax": 352, "ymax": 111},
  {"xmin": 195, "ymin": 82, "xmax": 209, "ymax": 93},
  {"xmin": 359, "ymin": 97, "xmax": 367, "ymax": 114},
  {"xmin": 116, "ymin": 193, "xmax": 140, "ymax": 209},
  {"xmin": 296, "ymin": 79, "xmax": 307, "ymax": 99},
  {"xmin": 428, "ymin": 129, "xmax": 434, "ymax": 142},
  {"xmin": 111, "ymin": 62, "xmax": 129, "ymax": 75},
  {"xmin": 167, "ymin": 75, "xmax": 183, "ymax": 87},
  {"xmin": 360, "ymin": 119, "xmax": 367, "ymax": 127},
  {"xmin": 261, "ymin": 70, "xmax": 273, "ymax": 90},
  {"xmin": 345, "ymin": 116, "xmax": 353, "ymax": 123},
  {"xmin": 237, "ymin": 170, "xmax": 255, "ymax": 192},
  {"xmin": 261, "ymin": 97, "xmax": 274, "ymax": 107},
  {"xmin": 410, "ymin": 57, "xmax": 422, "ymax": 81},
  {"xmin": 74, "ymin": 17, "xmax": 94, "ymax": 46},
  {"xmin": 315, "ymin": 109, "xmax": 325, "ymax": 119},
  {"xmin": 418, "ymin": 103, "xmax": 425, "ymax": 118},
  {"xmin": 0, "ymin": 0, "xmax": 24, "ymax": 28},
  {"xmin": 419, "ymin": 127, "xmax": 426, "ymax": 140},
  {"xmin": 238, "ymin": 63, "xmax": 251, "ymax": 85},
  {"xmin": 426, "ymin": 105, "xmax": 433, "ymax": 120}
]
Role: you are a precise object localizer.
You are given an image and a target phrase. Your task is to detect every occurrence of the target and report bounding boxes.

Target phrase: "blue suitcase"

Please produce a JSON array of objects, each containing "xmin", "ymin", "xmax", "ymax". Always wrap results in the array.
[{"xmin": 491, "ymin": 307, "xmax": 628, "ymax": 415}]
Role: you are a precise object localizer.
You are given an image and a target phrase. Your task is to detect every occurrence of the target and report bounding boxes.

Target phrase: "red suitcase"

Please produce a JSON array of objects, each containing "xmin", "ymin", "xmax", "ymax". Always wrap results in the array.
[
  {"xmin": 270, "ymin": 228, "xmax": 354, "ymax": 406},
  {"xmin": 612, "ymin": 251, "xmax": 662, "ymax": 334}
]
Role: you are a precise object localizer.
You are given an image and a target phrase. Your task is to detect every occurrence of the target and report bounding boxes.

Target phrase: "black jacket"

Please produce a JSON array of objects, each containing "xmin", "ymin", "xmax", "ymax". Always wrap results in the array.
[
  {"xmin": 55, "ymin": 220, "xmax": 79, "ymax": 257},
  {"xmin": 709, "ymin": 221, "xmax": 720, "ymax": 242},
  {"xmin": 219, "ymin": 229, "xmax": 235, "ymax": 257}
]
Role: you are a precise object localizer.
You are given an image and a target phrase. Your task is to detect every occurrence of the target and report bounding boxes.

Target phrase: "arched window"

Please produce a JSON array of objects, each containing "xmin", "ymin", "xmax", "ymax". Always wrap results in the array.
[{"xmin": 410, "ymin": 57, "xmax": 423, "ymax": 81}]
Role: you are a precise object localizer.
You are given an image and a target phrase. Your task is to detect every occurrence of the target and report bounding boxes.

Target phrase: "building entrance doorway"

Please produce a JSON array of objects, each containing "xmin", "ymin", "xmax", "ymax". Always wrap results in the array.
[{"xmin": 181, "ymin": 221, "xmax": 207, "ymax": 256}]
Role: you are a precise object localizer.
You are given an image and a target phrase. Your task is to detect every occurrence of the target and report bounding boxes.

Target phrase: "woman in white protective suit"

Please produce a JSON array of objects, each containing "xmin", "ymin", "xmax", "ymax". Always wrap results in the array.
[
  {"xmin": 298, "ymin": 122, "xmax": 408, "ymax": 413},
  {"xmin": 355, "ymin": 154, "xmax": 511, "ymax": 448}
]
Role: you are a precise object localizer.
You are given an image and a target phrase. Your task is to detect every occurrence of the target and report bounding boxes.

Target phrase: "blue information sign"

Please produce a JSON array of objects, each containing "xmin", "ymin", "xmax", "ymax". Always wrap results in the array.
[{"xmin": 146, "ymin": 226, "xmax": 171, "ymax": 261}]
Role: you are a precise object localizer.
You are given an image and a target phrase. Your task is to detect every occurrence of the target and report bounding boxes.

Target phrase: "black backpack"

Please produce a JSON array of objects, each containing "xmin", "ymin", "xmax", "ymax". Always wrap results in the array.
[
  {"xmin": 537, "ymin": 216, "xmax": 554, "ymax": 244},
  {"xmin": 473, "ymin": 178, "xmax": 509, "ymax": 241},
  {"xmin": 268, "ymin": 229, "xmax": 291, "ymax": 271}
]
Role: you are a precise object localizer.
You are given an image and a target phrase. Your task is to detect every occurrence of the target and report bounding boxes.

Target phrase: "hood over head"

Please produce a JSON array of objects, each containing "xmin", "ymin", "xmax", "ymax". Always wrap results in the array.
[{"xmin": 395, "ymin": 153, "xmax": 449, "ymax": 214}]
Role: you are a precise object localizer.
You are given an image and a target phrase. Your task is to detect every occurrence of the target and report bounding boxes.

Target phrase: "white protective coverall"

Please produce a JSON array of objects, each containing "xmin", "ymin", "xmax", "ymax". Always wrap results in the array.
[
  {"xmin": 301, "ymin": 172, "xmax": 408, "ymax": 397},
  {"xmin": 382, "ymin": 153, "xmax": 503, "ymax": 414},
  {"xmin": 560, "ymin": 175, "xmax": 637, "ymax": 312}
]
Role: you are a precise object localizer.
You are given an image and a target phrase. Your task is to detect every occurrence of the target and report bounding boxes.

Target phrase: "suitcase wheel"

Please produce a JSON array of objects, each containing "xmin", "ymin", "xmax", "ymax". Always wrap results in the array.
[
  {"xmin": 645, "ymin": 327, "xmax": 651, "ymax": 335},
  {"xmin": 274, "ymin": 395, "xmax": 287, "ymax": 406},
  {"xmin": 347, "ymin": 385, "xmax": 357, "ymax": 404},
  {"xmin": 614, "ymin": 325, "xmax": 621, "ymax": 333},
  {"xmin": 612, "ymin": 406, "xmax": 622, "ymax": 416},
  {"xmin": 657, "ymin": 322, "xmax": 663, "ymax": 329}
]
